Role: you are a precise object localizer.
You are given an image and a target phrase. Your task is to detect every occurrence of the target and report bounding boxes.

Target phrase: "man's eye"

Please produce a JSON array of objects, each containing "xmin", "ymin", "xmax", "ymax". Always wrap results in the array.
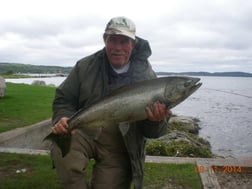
[
  {"xmin": 108, "ymin": 37, "xmax": 116, "ymax": 42},
  {"xmin": 107, "ymin": 36, "xmax": 130, "ymax": 44},
  {"xmin": 121, "ymin": 39, "xmax": 130, "ymax": 44}
]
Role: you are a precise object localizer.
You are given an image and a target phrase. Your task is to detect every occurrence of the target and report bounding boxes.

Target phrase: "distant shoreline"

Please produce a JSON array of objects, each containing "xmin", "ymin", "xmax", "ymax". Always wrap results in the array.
[
  {"xmin": 156, "ymin": 71, "xmax": 252, "ymax": 77},
  {"xmin": 1, "ymin": 62, "xmax": 252, "ymax": 77}
]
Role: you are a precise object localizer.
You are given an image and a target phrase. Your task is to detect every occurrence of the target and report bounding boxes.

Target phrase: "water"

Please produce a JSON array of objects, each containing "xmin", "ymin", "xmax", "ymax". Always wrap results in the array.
[
  {"xmin": 173, "ymin": 76, "xmax": 252, "ymax": 158},
  {"xmin": 6, "ymin": 76, "xmax": 252, "ymax": 158},
  {"xmin": 6, "ymin": 77, "xmax": 66, "ymax": 87}
]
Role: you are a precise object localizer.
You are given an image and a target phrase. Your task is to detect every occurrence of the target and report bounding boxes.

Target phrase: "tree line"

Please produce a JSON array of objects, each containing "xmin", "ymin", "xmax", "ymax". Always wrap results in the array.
[{"xmin": 0, "ymin": 63, "xmax": 72, "ymax": 74}]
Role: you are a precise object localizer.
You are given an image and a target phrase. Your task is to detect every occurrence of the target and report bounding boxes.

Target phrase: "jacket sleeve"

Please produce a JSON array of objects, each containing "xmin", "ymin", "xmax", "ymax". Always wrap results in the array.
[
  {"xmin": 52, "ymin": 65, "xmax": 80, "ymax": 125},
  {"xmin": 137, "ymin": 118, "xmax": 169, "ymax": 138}
]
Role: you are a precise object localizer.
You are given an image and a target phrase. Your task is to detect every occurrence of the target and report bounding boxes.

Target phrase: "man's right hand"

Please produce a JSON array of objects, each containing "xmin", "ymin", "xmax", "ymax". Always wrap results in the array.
[{"xmin": 51, "ymin": 117, "xmax": 69, "ymax": 135}]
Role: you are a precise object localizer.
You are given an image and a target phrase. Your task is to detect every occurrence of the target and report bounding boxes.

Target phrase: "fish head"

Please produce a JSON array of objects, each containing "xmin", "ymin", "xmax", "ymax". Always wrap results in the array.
[{"xmin": 163, "ymin": 76, "xmax": 202, "ymax": 109}]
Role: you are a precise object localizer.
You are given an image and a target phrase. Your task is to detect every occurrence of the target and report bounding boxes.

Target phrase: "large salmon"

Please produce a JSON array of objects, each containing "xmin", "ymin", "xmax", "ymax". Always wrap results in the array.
[{"xmin": 44, "ymin": 76, "xmax": 202, "ymax": 156}]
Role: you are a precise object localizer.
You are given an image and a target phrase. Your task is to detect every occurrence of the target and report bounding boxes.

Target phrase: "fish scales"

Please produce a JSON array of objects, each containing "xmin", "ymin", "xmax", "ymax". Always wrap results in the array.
[
  {"xmin": 68, "ymin": 76, "xmax": 201, "ymax": 130},
  {"xmin": 44, "ymin": 76, "xmax": 202, "ymax": 156}
]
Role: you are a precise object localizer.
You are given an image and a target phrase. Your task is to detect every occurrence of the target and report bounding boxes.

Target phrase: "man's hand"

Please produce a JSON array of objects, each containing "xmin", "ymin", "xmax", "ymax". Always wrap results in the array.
[
  {"xmin": 52, "ymin": 117, "xmax": 70, "ymax": 135},
  {"xmin": 145, "ymin": 102, "xmax": 172, "ymax": 122}
]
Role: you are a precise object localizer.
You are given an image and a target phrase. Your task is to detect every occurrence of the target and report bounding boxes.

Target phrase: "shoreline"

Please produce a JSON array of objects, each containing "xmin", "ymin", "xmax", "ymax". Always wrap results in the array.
[{"xmin": 0, "ymin": 115, "xmax": 214, "ymax": 158}]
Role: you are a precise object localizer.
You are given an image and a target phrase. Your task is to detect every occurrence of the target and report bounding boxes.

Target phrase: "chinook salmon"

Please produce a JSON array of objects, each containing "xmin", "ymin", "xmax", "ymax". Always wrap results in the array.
[{"xmin": 44, "ymin": 76, "xmax": 202, "ymax": 156}]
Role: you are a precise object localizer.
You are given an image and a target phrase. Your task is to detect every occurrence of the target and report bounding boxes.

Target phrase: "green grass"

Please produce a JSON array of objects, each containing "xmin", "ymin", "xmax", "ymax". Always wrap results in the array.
[
  {"xmin": 0, "ymin": 153, "xmax": 61, "ymax": 189},
  {"xmin": 0, "ymin": 83, "xmax": 55, "ymax": 132},
  {"xmin": 143, "ymin": 163, "xmax": 202, "ymax": 189},
  {"xmin": 0, "ymin": 153, "xmax": 202, "ymax": 189},
  {"xmin": 0, "ymin": 83, "xmax": 204, "ymax": 188}
]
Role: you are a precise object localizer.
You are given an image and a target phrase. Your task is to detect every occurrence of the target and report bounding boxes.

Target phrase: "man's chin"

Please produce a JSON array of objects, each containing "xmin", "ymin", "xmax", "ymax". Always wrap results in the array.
[{"xmin": 110, "ymin": 61, "xmax": 127, "ymax": 68}]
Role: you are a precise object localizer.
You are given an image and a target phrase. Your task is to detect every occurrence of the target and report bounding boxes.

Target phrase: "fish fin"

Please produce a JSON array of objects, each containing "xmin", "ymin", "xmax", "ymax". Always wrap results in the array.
[
  {"xmin": 43, "ymin": 132, "xmax": 56, "ymax": 142},
  {"xmin": 151, "ymin": 95, "xmax": 171, "ymax": 107},
  {"xmin": 119, "ymin": 122, "xmax": 130, "ymax": 136},
  {"xmin": 43, "ymin": 133, "xmax": 72, "ymax": 157}
]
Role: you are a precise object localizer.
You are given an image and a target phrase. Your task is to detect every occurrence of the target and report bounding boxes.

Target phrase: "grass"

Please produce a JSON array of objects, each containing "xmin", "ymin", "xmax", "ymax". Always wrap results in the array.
[
  {"xmin": 0, "ymin": 153, "xmax": 60, "ymax": 189},
  {"xmin": 0, "ymin": 83, "xmax": 55, "ymax": 132},
  {"xmin": 0, "ymin": 153, "xmax": 202, "ymax": 189},
  {"xmin": 0, "ymin": 82, "xmax": 203, "ymax": 188},
  {"xmin": 143, "ymin": 163, "xmax": 202, "ymax": 189}
]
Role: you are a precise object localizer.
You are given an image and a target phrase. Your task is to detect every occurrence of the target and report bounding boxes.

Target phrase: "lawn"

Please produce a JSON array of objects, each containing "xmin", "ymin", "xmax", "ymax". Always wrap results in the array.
[
  {"xmin": 0, "ymin": 83, "xmax": 55, "ymax": 132},
  {"xmin": 0, "ymin": 153, "xmax": 202, "ymax": 189},
  {"xmin": 0, "ymin": 82, "xmax": 203, "ymax": 188}
]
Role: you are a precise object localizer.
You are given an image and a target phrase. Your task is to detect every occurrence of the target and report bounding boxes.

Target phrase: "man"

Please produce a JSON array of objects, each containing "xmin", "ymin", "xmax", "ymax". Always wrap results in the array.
[{"xmin": 50, "ymin": 16, "xmax": 171, "ymax": 189}]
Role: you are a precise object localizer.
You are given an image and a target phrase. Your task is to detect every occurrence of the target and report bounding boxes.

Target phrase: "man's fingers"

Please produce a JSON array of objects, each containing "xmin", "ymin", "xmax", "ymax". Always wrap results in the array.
[
  {"xmin": 52, "ymin": 124, "xmax": 67, "ymax": 134},
  {"xmin": 145, "ymin": 106, "xmax": 155, "ymax": 120},
  {"xmin": 52, "ymin": 117, "xmax": 69, "ymax": 134},
  {"xmin": 154, "ymin": 102, "xmax": 166, "ymax": 118}
]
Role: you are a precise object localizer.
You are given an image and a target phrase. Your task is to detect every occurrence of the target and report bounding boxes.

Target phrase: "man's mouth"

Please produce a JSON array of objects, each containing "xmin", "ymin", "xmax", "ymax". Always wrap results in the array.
[{"xmin": 111, "ymin": 52, "xmax": 126, "ymax": 56}]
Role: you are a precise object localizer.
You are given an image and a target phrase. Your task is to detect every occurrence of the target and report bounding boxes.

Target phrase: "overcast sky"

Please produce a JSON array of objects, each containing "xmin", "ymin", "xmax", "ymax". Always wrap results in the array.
[{"xmin": 1, "ymin": 0, "xmax": 252, "ymax": 72}]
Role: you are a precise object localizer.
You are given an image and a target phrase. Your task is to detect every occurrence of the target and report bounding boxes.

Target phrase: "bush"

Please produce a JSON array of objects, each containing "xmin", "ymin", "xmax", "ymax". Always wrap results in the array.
[
  {"xmin": 146, "ymin": 140, "xmax": 213, "ymax": 158},
  {"xmin": 145, "ymin": 140, "xmax": 167, "ymax": 156}
]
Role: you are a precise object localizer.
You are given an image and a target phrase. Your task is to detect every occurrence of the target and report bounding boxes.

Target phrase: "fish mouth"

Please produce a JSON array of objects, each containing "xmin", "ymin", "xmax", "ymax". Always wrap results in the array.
[
  {"xmin": 185, "ymin": 77, "xmax": 200, "ymax": 86},
  {"xmin": 185, "ymin": 77, "xmax": 202, "ymax": 95},
  {"xmin": 191, "ymin": 78, "xmax": 202, "ymax": 91}
]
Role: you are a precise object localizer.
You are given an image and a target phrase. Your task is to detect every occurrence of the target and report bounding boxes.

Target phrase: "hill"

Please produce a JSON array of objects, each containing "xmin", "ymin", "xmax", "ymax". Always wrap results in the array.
[
  {"xmin": 1, "ymin": 62, "xmax": 252, "ymax": 77},
  {"xmin": 156, "ymin": 71, "xmax": 252, "ymax": 77},
  {"xmin": 0, "ymin": 62, "xmax": 72, "ymax": 74}
]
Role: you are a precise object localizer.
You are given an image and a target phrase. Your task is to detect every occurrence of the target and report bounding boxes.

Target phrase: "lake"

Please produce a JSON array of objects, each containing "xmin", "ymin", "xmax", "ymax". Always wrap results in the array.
[
  {"xmin": 6, "ymin": 76, "xmax": 252, "ymax": 158},
  {"xmin": 173, "ymin": 76, "xmax": 252, "ymax": 158}
]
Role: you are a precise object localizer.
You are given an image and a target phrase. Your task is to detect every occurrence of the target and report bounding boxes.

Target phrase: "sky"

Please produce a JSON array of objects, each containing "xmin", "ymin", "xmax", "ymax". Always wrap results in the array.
[{"xmin": 0, "ymin": 0, "xmax": 252, "ymax": 73}]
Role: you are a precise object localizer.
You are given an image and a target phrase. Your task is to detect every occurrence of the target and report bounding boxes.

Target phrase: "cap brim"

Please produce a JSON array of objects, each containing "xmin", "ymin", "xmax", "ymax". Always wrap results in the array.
[{"xmin": 105, "ymin": 29, "xmax": 135, "ymax": 40}]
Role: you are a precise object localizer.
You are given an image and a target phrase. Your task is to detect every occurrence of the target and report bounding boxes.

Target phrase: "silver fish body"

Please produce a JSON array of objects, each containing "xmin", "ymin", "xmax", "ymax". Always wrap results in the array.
[
  {"xmin": 44, "ymin": 76, "xmax": 202, "ymax": 156},
  {"xmin": 68, "ymin": 76, "xmax": 202, "ymax": 131}
]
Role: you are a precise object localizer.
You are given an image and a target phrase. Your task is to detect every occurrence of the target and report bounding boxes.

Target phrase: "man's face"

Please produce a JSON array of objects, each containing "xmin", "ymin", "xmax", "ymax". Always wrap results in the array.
[{"xmin": 105, "ymin": 35, "xmax": 135, "ymax": 69}]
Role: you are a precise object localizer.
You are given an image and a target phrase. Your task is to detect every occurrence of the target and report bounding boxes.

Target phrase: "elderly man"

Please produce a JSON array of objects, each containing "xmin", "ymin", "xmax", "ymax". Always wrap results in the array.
[{"xmin": 50, "ymin": 16, "xmax": 170, "ymax": 189}]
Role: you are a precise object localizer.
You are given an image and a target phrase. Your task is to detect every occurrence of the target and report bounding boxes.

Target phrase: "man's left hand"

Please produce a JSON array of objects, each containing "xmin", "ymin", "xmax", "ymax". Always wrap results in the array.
[{"xmin": 145, "ymin": 102, "xmax": 171, "ymax": 122}]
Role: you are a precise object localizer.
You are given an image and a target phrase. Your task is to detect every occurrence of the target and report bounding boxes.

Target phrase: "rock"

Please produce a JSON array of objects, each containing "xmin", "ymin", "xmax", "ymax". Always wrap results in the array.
[
  {"xmin": 32, "ymin": 80, "xmax": 46, "ymax": 86},
  {"xmin": 169, "ymin": 115, "xmax": 200, "ymax": 134},
  {"xmin": 160, "ymin": 130, "xmax": 210, "ymax": 147},
  {"xmin": 0, "ymin": 76, "xmax": 6, "ymax": 98},
  {"xmin": 146, "ymin": 115, "xmax": 213, "ymax": 157}
]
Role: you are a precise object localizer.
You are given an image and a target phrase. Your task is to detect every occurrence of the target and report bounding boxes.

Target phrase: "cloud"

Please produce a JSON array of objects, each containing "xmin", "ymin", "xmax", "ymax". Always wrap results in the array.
[
  {"xmin": 144, "ymin": 0, "xmax": 252, "ymax": 72},
  {"xmin": 0, "ymin": 0, "xmax": 252, "ymax": 72}
]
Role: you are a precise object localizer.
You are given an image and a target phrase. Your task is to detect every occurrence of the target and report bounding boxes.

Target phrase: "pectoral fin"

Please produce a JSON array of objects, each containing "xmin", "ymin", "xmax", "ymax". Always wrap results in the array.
[{"xmin": 119, "ymin": 122, "xmax": 130, "ymax": 136}]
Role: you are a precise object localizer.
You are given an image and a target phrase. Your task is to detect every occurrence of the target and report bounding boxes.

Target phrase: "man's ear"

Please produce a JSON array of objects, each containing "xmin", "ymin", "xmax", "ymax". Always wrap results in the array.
[
  {"xmin": 132, "ymin": 39, "xmax": 136, "ymax": 48},
  {"xmin": 103, "ymin": 34, "xmax": 107, "ymax": 43}
]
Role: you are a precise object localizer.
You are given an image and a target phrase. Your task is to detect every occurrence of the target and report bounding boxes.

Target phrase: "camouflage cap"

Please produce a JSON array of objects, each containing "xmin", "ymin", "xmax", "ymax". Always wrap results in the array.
[{"xmin": 104, "ymin": 16, "xmax": 136, "ymax": 40}]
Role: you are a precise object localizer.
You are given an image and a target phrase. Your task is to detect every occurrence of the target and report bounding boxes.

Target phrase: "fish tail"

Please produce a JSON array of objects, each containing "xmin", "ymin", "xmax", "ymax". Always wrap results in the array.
[{"xmin": 43, "ymin": 133, "xmax": 72, "ymax": 157}]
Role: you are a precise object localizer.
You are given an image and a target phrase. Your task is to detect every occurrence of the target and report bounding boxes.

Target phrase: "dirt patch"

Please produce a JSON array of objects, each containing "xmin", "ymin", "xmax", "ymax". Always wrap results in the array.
[
  {"xmin": 214, "ymin": 166, "xmax": 252, "ymax": 189},
  {"xmin": 0, "ymin": 166, "xmax": 33, "ymax": 183}
]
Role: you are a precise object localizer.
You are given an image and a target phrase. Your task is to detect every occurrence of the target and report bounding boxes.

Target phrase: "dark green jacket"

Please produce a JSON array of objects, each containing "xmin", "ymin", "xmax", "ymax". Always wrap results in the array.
[{"xmin": 52, "ymin": 37, "xmax": 168, "ymax": 189}]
